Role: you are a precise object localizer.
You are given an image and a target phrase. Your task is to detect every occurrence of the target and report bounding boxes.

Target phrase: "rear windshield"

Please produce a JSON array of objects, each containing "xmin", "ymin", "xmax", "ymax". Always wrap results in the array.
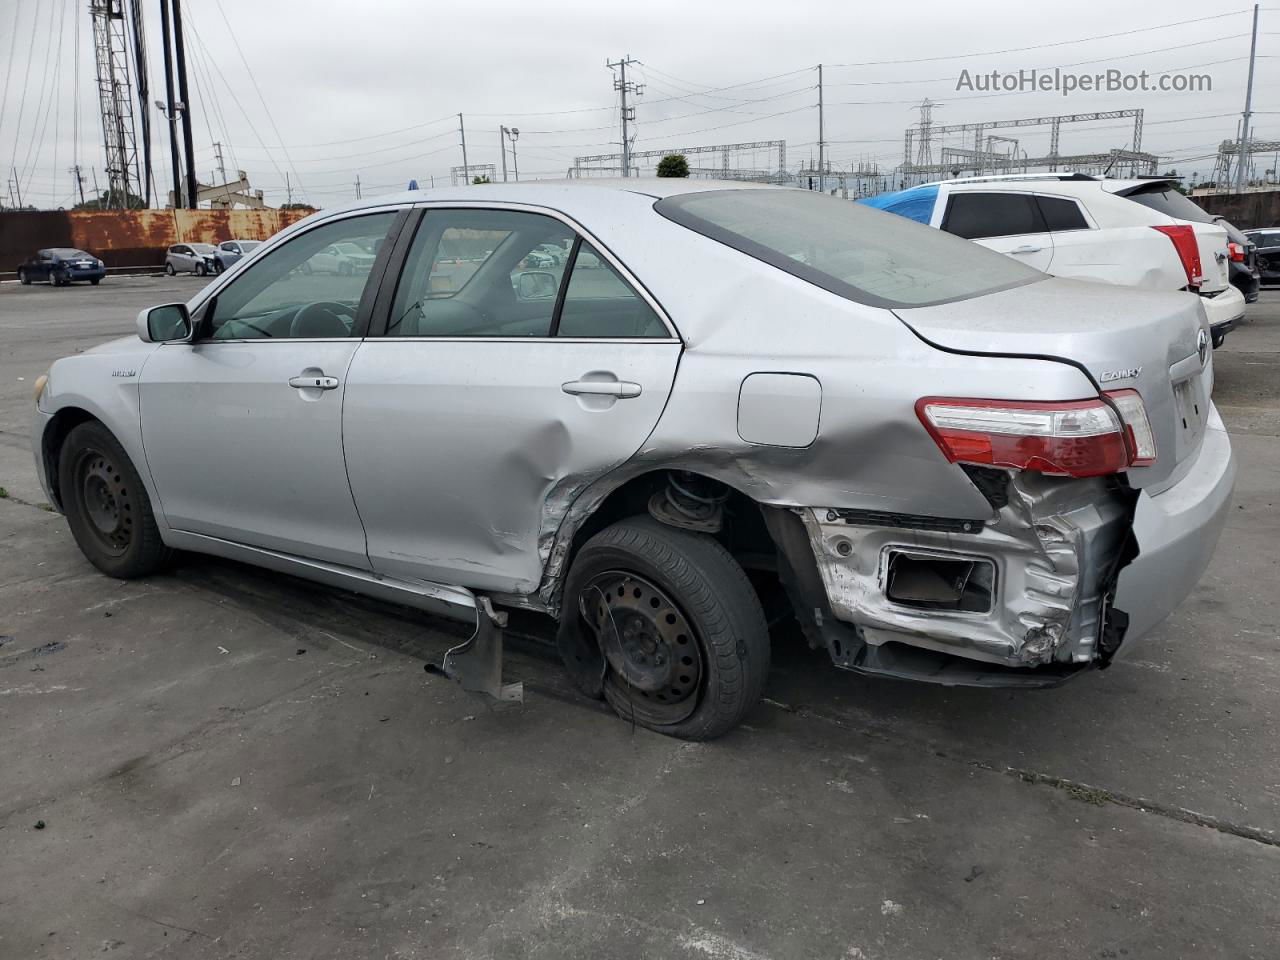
[
  {"xmin": 50, "ymin": 248, "xmax": 90, "ymax": 258},
  {"xmin": 1119, "ymin": 183, "xmax": 1214, "ymax": 223},
  {"xmin": 655, "ymin": 189, "xmax": 1041, "ymax": 308}
]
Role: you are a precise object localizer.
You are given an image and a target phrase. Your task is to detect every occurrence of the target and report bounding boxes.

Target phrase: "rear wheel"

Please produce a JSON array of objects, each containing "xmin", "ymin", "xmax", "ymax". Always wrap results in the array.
[
  {"xmin": 58, "ymin": 421, "xmax": 171, "ymax": 579},
  {"xmin": 165, "ymin": 262, "xmax": 176, "ymax": 276},
  {"xmin": 557, "ymin": 516, "xmax": 770, "ymax": 740},
  {"xmin": 90, "ymin": 277, "xmax": 101, "ymax": 286}
]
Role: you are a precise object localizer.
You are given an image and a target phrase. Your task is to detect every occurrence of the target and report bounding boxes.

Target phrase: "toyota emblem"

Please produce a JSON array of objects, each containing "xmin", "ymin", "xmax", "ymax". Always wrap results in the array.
[{"xmin": 1197, "ymin": 328, "xmax": 1209, "ymax": 365}]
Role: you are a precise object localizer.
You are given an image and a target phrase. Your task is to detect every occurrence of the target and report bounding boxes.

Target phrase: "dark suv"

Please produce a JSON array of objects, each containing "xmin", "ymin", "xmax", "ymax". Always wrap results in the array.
[{"xmin": 1244, "ymin": 229, "xmax": 1280, "ymax": 286}]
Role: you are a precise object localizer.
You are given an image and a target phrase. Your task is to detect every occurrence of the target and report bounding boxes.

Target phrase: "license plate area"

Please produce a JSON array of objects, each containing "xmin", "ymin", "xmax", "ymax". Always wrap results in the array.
[{"xmin": 1172, "ymin": 374, "xmax": 1206, "ymax": 457}]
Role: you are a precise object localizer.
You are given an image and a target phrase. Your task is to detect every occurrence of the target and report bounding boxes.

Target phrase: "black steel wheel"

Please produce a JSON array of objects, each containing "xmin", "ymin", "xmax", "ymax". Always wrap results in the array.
[
  {"xmin": 557, "ymin": 516, "xmax": 770, "ymax": 740},
  {"xmin": 582, "ymin": 571, "xmax": 705, "ymax": 727},
  {"xmin": 58, "ymin": 421, "xmax": 171, "ymax": 579}
]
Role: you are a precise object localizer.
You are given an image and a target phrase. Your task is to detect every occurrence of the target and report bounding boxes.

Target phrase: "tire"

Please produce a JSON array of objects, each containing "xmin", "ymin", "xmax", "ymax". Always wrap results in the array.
[
  {"xmin": 557, "ymin": 516, "xmax": 770, "ymax": 740},
  {"xmin": 58, "ymin": 421, "xmax": 171, "ymax": 579},
  {"xmin": 90, "ymin": 277, "xmax": 101, "ymax": 286},
  {"xmin": 195, "ymin": 262, "xmax": 207, "ymax": 277},
  {"xmin": 165, "ymin": 262, "xmax": 176, "ymax": 276},
  {"xmin": 52, "ymin": 271, "xmax": 67, "ymax": 286}
]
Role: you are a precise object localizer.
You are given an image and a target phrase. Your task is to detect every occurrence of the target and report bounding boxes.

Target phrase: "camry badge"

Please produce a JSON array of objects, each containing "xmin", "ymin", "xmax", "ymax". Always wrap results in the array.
[
  {"xmin": 1099, "ymin": 367, "xmax": 1141, "ymax": 383},
  {"xmin": 1197, "ymin": 329, "xmax": 1209, "ymax": 365}
]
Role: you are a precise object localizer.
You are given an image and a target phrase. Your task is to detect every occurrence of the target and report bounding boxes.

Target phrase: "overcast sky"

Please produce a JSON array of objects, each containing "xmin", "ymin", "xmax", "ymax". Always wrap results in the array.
[{"xmin": 0, "ymin": 0, "xmax": 1275, "ymax": 208}]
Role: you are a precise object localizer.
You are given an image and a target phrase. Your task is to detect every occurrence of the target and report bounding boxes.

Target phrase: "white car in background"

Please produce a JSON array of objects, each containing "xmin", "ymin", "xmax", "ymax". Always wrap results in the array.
[
  {"xmin": 306, "ymin": 241, "xmax": 377, "ymax": 276},
  {"xmin": 861, "ymin": 174, "xmax": 1245, "ymax": 347}
]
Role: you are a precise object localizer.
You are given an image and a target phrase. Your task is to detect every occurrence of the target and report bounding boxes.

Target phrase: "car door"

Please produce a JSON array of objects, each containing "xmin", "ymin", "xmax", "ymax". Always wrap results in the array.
[
  {"xmin": 32, "ymin": 251, "xmax": 52, "ymax": 281},
  {"xmin": 139, "ymin": 209, "xmax": 403, "ymax": 569},
  {"xmin": 939, "ymin": 190, "xmax": 1054, "ymax": 271},
  {"xmin": 1030, "ymin": 193, "xmax": 1096, "ymax": 280},
  {"xmin": 342, "ymin": 205, "xmax": 681, "ymax": 595}
]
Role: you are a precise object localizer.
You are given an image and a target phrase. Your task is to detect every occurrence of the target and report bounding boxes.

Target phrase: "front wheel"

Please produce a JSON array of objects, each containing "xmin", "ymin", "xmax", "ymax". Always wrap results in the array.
[
  {"xmin": 164, "ymin": 262, "xmax": 176, "ymax": 276},
  {"xmin": 58, "ymin": 421, "xmax": 171, "ymax": 579},
  {"xmin": 557, "ymin": 516, "xmax": 770, "ymax": 740},
  {"xmin": 18, "ymin": 268, "xmax": 30, "ymax": 285},
  {"xmin": 195, "ymin": 262, "xmax": 207, "ymax": 277}
]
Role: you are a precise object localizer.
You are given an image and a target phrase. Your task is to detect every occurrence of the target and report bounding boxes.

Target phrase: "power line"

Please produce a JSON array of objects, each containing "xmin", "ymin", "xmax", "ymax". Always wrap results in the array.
[
  {"xmin": 824, "ymin": 9, "xmax": 1254, "ymax": 67},
  {"xmin": 210, "ymin": 0, "xmax": 305, "ymax": 200}
]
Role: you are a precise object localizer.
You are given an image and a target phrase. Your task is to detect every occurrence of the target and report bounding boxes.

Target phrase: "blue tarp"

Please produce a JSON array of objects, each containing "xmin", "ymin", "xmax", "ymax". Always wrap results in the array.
[{"xmin": 857, "ymin": 185, "xmax": 939, "ymax": 225}]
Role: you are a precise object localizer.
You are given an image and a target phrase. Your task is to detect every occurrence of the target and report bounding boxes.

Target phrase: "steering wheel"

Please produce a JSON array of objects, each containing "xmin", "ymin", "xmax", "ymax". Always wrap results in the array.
[{"xmin": 290, "ymin": 300, "xmax": 355, "ymax": 338}]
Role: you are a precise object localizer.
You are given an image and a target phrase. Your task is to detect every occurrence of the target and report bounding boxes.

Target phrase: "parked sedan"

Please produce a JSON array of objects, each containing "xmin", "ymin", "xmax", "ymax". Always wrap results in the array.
[
  {"xmin": 305, "ymin": 241, "xmax": 376, "ymax": 275},
  {"xmin": 31, "ymin": 182, "xmax": 1235, "ymax": 740},
  {"xmin": 16, "ymin": 248, "xmax": 106, "ymax": 286},
  {"xmin": 212, "ymin": 239, "xmax": 261, "ymax": 274},
  {"xmin": 1220, "ymin": 218, "xmax": 1260, "ymax": 305},
  {"xmin": 1244, "ymin": 228, "xmax": 1280, "ymax": 285},
  {"xmin": 164, "ymin": 243, "xmax": 219, "ymax": 276}
]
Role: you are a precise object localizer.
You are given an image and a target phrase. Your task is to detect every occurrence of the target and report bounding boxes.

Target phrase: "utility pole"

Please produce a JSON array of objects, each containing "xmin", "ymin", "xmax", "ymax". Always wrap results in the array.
[
  {"xmin": 170, "ymin": 0, "xmax": 199, "ymax": 208},
  {"xmin": 12, "ymin": 168, "xmax": 23, "ymax": 208},
  {"xmin": 91, "ymin": 167, "xmax": 101, "ymax": 201},
  {"xmin": 285, "ymin": 171, "xmax": 292, "ymax": 205},
  {"xmin": 158, "ymin": 0, "xmax": 182, "ymax": 208},
  {"xmin": 499, "ymin": 127, "xmax": 508, "ymax": 182},
  {"xmin": 510, "ymin": 128, "xmax": 519, "ymax": 181},
  {"xmin": 1237, "ymin": 3, "xmax": 1260, "ymax": 193},
  {"xmin": 354, "ymin": 175, "xmax": 362, "ymax": 199},
  {"xmin": 70, "ymin": 165, "xmax": 87, "ymax": 206},
  {"xmin": 459, "ymin": 113, "xmax": 469, "ymax": 183},
  {"xmin": 608, "ymin": 56, "xmax": 642, "ymax": 176},
  {"xmin": 817, "ymin": 63, "xmax": 825, "ymax": 183},
  {"xmin": 213, "ymin": 141, "xmax": 227, "ymax": 184}
]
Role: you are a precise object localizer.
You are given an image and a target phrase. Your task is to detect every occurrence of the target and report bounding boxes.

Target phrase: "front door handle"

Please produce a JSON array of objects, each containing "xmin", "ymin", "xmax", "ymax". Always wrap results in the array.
[
  {"xmin": 288, "ymin": 374, "xmax": 340, "ymax": 390},
  {"xmin": 562, "ymin": 380, "xmax": 642, "ymax": 399},
  {"xmin": 1009, "ymin": 244, "xmax": 1043, "ymax": 254}
]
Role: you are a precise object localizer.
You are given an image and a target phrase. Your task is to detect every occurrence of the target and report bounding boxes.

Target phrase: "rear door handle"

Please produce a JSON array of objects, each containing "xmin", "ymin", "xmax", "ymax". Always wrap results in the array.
[
  {"xmin": 288, "ymin": 374, "xmax": 340, "ymax": 390},
  {"xmin": 562, "ymin": 380, "xmax": 642, "ymax": 399},
  {"xmin": 1009, "ymin": 244, "xmax": 1043, "ymax": 254}
]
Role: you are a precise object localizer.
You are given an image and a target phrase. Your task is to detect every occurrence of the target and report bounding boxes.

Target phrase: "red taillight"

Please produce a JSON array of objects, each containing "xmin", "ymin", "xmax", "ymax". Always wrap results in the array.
[
  {"xmin": 1227, "ymin": 241, "xmax": 1246, "ymax": 263},
  {"xmin": 917, "ymin": 394, "xmax": 1156, "ymax": 478},
  {"xmin": 1151, "ymin": 224, "xmax": 1203, "ymax": 287}
]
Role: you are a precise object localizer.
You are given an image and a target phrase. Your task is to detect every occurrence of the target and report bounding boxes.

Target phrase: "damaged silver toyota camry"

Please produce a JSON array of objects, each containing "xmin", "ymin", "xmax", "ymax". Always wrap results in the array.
[{"xmin": 31, "ymin": 180, "xmax": 1235, "ymax": 739}]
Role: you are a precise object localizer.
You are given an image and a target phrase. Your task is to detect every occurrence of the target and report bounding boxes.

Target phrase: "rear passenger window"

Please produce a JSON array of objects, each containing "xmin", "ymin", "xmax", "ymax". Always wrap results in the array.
[
  {"xmin": 1037, "ymin": 196, "xmax": 1089, "ymax": 232},
  {"xmin": 388, "ymin": 209, "xmax": 574, "ymax": 337},
  {"xmin": 942, "ymin": 193, "xmax": 1046, "ymax": 240},
  {"xmin": 556, "ymin": 242, "xmax": 666, "ymax": 338}
]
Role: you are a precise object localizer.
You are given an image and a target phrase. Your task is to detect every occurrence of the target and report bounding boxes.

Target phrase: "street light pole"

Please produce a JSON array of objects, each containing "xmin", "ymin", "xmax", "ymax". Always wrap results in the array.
[
  {"xmin": 499, "ymin": 126, "xmax": 508, "ymax": 182},
  {"xmin": 509, "ymin": 128, "xmax": 519, "ymax": 181}
]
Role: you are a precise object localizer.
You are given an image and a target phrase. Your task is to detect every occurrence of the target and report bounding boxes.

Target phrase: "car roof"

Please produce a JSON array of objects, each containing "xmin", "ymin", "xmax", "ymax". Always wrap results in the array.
[
  {"xmin": 928, "ymin": 174, "xmax": 1178, "ymax": 198},
  {"xmin": 307, "ymin": 177, "xmax": 787, "ymax": 219}
]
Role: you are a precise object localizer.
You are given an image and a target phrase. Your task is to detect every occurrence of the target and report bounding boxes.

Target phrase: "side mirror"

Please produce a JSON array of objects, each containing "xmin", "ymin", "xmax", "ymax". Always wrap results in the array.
[
  {"xmin": 137, "ymin": 303, "xmax": 192, "ymax": 343},
  {"xmin": 515, "ymin": 270, "xmax": 557, "ymax": 301}
]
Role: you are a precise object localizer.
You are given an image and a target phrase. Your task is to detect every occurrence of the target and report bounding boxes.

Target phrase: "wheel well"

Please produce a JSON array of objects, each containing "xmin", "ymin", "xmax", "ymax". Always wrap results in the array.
[
  {"xmin": 557, "ymin": 470, "xmax": 781, "ymax": 613},
  {"xmin": 42, "ymin": 407, "xmax": 99, "ymax": 509}
]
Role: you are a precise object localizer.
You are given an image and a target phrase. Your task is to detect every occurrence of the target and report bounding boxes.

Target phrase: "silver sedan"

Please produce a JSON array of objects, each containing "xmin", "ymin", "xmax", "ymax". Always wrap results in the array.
[{"xmin": 30, "ymin": 180, "xmax": 1235, "ymax": 739}]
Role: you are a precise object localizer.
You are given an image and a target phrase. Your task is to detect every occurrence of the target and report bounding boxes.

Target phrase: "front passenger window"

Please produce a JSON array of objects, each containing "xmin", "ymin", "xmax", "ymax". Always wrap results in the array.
[{"xmin": 205, "ymin": 212, "xmax": 395, "ymax": 340}]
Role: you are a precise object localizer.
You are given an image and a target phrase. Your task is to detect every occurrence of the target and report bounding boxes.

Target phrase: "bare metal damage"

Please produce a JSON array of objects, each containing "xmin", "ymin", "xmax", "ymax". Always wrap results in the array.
[{"xmin": 799, "ymin": 473, "xmax": 1136, "ymax": 668}]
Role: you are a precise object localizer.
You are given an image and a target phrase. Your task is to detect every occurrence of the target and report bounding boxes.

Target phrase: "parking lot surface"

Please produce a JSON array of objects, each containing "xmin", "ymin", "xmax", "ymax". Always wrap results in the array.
[{"xmin": 2, "ymin": 276, "xmax": 1278, "ymax": 959}]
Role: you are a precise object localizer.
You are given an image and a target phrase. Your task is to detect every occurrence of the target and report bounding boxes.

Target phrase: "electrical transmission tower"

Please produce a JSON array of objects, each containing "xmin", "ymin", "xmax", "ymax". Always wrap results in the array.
[
  {"xmin": 90, "ymin": 0, "xmax": 145, "ymax": 208},
  {"xmin": 914, "ymin": 99, "xmax": 937, "ymax": 168},
  {"xmin": 607, "ymin": 56, "xmax": 643, "ymax": 176}
]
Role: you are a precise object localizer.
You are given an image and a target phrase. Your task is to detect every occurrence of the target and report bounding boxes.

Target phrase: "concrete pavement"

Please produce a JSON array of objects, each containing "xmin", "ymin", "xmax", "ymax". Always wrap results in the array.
[{"xmin": 2, "ymin": 276, "xmax": 1278, "ymax": 959}]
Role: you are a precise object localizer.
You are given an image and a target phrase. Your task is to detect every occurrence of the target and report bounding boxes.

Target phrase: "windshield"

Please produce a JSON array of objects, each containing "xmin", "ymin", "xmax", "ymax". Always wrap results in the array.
[
  {"xmin": 1118, "ymin": 183, "xmax": 1215, "ymax": 223},
  {"xmin": 655, "ymin": 189, "xmax": 1041, "ymax": 309},
  {"xmin": 240, "ymin": 241, "xmax": 260, "ymax": 251}
]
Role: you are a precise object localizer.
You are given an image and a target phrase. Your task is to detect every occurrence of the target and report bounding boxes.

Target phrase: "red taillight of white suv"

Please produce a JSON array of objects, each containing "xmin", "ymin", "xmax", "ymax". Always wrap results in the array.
[
  {"xmin": 916, "ymin": 391, "xmax": 1157, "ymax": 478},
  {"xmin": 1227, "ymin": 241, "xmax": 1246, "ymax": 263},
  {"xmin": 1151, "ymin": 224, "xmax": 1204, "ymax": 287}
]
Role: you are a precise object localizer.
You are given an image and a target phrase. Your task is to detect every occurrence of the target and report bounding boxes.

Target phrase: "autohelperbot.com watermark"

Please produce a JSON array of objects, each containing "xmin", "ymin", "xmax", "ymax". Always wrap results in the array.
[{"xmin": 956, "ymin": 67, "xmax": 1212, "ymax": 97}]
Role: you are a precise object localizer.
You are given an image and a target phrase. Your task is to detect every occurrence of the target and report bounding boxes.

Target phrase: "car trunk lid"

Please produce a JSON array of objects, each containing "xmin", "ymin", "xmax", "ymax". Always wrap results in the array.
[{"xmin": 894, "ymin": 276, "xmax": 1211, "ymax": 489}]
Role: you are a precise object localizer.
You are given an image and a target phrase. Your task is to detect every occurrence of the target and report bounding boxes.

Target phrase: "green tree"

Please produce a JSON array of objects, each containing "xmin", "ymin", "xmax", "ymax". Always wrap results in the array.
[
  {"xmin": 656, "ymin": 154, "xmax": 689, "ymax": 178},
  {"xmin": 472, "ymin": 175, "xmax": 492, "ymax": 184}
]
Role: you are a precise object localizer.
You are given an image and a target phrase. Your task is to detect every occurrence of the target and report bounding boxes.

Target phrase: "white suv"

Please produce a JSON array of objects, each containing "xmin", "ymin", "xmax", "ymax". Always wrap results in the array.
[{"xmin": 861, "ymin": 174, "xmax": 1245, "ymax": 347}]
